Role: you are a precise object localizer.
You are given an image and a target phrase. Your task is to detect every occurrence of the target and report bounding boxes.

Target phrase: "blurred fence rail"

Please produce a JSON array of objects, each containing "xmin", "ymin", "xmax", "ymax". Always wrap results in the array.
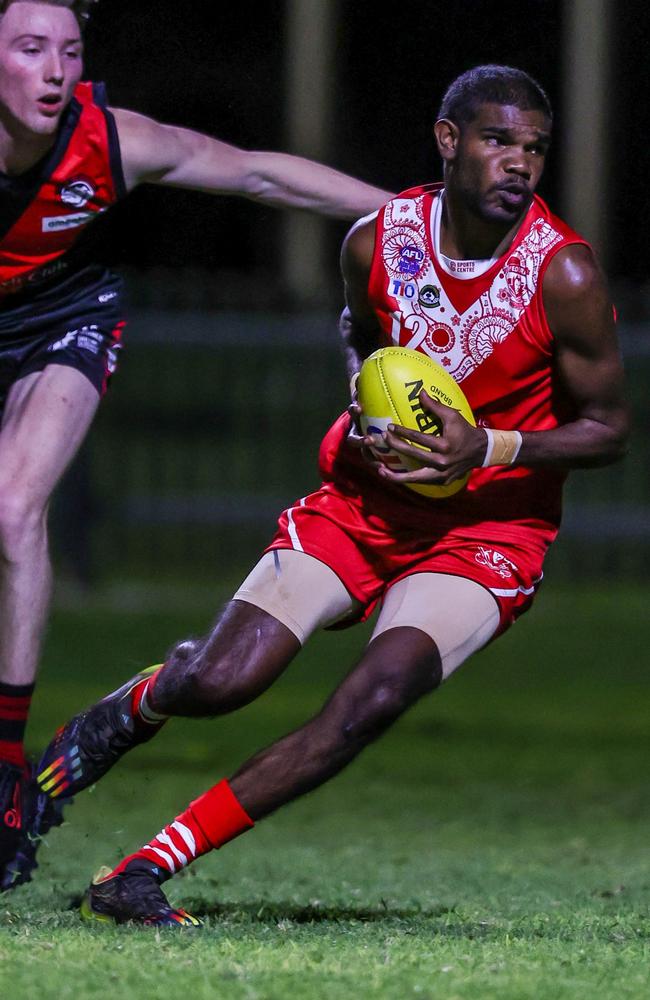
[{"xmin": 52, "ymin": 311, "xmax": 649, "ymax": 588}]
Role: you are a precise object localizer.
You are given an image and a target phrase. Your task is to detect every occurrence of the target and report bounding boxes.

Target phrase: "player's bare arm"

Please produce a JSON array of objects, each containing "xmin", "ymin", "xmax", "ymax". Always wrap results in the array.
[
  {"xmin": 339, "ymin": 215, "xmax": 381, "ymax": 383},
  {"xmin": 112, "ymin": 108, "xmax": 392, "ymax": 219},
  {"xmin": 520, "ymin": 243, "xmax": 629, "ymax": 466},
  {"xmin": 380, "ymin": 244, "xmax": 629, "ymax": 487},
  {"xmin": 339, "ymin": 216, "xmax": 383, "ymax": 449}
]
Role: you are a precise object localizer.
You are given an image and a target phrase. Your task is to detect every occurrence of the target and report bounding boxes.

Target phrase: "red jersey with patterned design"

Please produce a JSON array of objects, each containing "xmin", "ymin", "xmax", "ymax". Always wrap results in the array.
[
  {"xmin": 0, "ymin": 81, "xmax": 125, "ymax": 303},
  {"xmin": 319, "ymin": 183, "xmax": 590, "ymax": 548}
]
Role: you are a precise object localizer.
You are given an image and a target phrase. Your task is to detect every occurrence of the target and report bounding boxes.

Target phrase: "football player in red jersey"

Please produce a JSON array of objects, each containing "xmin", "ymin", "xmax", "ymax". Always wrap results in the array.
[
  {"xmin": 13, "ymin": 63, "xmax": 629, "ymax": 927},
  {"xmin": 0, "ymin": 0, "xmax": 396, "ymax": 886}
]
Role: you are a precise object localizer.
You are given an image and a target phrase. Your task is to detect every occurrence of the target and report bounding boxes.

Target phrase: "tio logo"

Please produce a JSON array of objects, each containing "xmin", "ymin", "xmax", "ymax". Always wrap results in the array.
[{"xmin": 390, "ymin": 279, "xmax": 417, "ymax": 299}]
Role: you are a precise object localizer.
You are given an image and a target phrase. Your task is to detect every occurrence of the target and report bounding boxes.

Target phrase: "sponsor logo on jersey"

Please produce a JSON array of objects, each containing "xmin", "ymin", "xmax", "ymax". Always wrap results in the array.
[
  {"xmin": 418, "ymin": 284, "xmax": 441, "ymax": 309},
  {"xmin": 42, "ymin": 212, "xmax": 94, "ymax": 233},
  {"xmin": 446, "ymin": 259, "xmax": 476, "ymax": 274},
  {"xmin": 474, "ymin": 546, "xmax": 518, "ymax": 580},
  {"xmin": 382, "ymin": 225, "xmax": 427, "ymax": 280},
  {"xmin": 398, "ymin": 245, "xmax": 425, "ymax": 276},
  {"xmin": 60, "ymin": 179, "xmax": 95, "ymax": 208},
  {"xmin": 389, "ymin": 278, "xmax": 417, "ymax": 299}
]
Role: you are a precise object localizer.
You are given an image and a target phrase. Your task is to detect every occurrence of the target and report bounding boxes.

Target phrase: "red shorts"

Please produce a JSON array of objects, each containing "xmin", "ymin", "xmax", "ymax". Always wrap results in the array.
[{"xmin": 267, "ymin": 483, "xmax": 549, "ymax": 636}]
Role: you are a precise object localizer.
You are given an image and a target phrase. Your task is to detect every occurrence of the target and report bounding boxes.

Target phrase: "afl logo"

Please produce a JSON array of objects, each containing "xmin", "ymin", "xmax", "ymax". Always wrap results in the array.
[
  {"xmin": 60, "ymin": 179, "xmax": 95, "ymax": 209},
  {"xmin": 383, "ymin": 226, "xmax": 427, "ymax": 280}
]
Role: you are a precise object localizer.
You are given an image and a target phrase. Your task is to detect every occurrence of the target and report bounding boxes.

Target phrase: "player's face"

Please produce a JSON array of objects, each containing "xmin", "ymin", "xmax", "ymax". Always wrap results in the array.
[
  {"xmin": 439, "ymin": 103, "xmax": 551, "ymax": 225},
  {"xmin": 0, "ymin": 2, "xmax": 82, "ymax": 138}
]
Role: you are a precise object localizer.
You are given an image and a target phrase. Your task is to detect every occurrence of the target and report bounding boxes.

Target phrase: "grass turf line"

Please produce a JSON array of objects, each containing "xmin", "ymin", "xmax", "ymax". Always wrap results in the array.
[{"xmin": 0, "ymin": 583, "xmax": 648, "ymax": 999}]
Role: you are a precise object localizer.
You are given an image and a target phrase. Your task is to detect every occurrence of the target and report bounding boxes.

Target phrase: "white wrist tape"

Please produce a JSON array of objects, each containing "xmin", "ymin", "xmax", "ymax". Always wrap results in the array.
[{"xmin": 482, "ymin": 428, "xmax": 523, "ymax": 467}]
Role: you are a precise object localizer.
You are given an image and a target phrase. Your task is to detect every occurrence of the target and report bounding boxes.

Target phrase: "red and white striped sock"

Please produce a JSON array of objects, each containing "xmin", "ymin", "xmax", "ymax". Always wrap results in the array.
[
  {"xmin": 129, "ymin": 667, "xmax": 168, "ymax": 735},
  {"xmin": 112, "ymin": 779, "xmax": 254, "ymax": 882}
]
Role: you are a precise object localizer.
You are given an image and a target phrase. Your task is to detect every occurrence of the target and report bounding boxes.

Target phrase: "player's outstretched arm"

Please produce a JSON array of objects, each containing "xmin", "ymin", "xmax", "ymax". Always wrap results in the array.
[{"xmin": 112, "ymin": 108, "xmax": 392, "ymax": 219}]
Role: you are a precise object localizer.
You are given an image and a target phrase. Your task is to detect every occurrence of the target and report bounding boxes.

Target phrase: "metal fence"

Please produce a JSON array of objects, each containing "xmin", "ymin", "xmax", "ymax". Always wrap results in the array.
[{"xmin": 51, "ymin": 310, "xmax": 650, "ymax": 588}]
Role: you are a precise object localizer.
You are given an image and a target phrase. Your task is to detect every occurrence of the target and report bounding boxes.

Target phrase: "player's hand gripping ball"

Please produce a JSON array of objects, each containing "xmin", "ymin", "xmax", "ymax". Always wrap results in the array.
[{"xmin": 357, "ymin": 347, "xmax": 476, "ymax": 499}]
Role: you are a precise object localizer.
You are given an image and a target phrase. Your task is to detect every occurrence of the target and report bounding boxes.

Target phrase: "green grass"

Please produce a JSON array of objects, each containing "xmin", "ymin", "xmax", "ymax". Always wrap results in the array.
[{"xmin": 1, "ymin": 582, "xmax": 649, "ymax": 999}]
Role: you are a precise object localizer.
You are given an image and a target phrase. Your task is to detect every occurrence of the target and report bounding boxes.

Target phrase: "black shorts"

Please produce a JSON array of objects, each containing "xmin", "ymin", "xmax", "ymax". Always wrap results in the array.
[{"xmin": 0, "ymin": 267, "xmax": 126, "ymax": 417}]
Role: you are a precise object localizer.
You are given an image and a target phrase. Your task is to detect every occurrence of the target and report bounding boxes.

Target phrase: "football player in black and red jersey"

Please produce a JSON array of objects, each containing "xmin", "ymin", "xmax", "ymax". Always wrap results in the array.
[{"xmin": 0, "ymin": 0, "xmax": 393, "ymax": 889}]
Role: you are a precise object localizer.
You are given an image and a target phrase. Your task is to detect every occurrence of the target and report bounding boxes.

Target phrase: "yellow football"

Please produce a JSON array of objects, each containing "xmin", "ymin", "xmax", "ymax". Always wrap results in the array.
[{"xmin": 357, "ymin": 346, "xmax": 476, "ymax": 499}]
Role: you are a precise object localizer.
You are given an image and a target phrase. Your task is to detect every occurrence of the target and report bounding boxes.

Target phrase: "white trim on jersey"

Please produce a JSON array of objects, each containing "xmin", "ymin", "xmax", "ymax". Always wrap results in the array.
[{"xmin": 431, "ymin": 191, "xmax": 507, "ymax": 279}]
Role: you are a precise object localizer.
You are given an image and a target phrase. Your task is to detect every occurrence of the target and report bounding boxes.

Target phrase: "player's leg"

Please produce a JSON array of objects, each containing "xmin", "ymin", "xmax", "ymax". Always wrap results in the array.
[
  {"xmin": 83, "ymin": 625, "xmax": 439, "ymax": 927},
  {"xmin": 229, "ymin": 573, "xmax": 500, "ymax": 815},
  {"xmin": 0, "ymin": 366, "xmax": 100, "ymax": 686},
  {"xmin": 0, "ymin": 366, "xmax": 100, "ymax": 877},
  {"xmin": 36, "ymin": 549, "xmax": 361, "ymax": 798},
  {"xmin": 36, "ymin": 602, "xmax": 303, "ymax": 805},
  {"xmin": 82, "ymin": 574, "xmax": 499, "ymax": 926}
]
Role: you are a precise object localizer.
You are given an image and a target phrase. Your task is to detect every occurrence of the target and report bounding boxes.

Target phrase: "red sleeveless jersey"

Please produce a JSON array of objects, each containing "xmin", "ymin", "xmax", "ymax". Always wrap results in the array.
[
  {"xmin": 0, "ymin": 81, "xmax": 125, "ymax": 301},
  {"xmin": 319, "ymin": 183, "xmax": 590, "ymax": 548}
]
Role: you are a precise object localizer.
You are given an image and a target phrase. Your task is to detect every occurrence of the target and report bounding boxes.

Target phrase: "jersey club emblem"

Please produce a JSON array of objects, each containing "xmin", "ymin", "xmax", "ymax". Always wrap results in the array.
[
  {"xmin": 60, "ymin": 179, "xmax": 95, "ymax": 208},
  {"xmin": 474, "ymin": 546, "xmax": 518, "ymax": 580}
]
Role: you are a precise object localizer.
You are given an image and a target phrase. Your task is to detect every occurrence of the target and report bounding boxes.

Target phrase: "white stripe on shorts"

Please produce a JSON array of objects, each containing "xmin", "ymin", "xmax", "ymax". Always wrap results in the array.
[
  {"xmin": 286, "ymin": 497, "xmax": 307, "ymax": 552},
  {"xmin": 488, "ymin": 574, "xmax": 542, "ymax": 598}
]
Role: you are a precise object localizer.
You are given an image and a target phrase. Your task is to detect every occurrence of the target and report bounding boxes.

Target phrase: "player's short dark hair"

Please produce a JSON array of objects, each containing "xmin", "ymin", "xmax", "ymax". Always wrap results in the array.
[
  {"xmin": 437, "ymin": 65, "xmax": 552, "ymax": 127},
  {"xmin": 0, "ymin": 0, "xmax": 97, "ymax": 29}
]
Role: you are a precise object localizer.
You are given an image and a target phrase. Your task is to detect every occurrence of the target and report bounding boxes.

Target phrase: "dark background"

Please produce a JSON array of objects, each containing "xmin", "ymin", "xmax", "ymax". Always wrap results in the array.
[
  {"xmin": 78, "ymin": 0, "xmax": 650, "ymax": 303},
  {"xmin": 48, "ymin": 0, "xmax": 648, "ymax": 592}
]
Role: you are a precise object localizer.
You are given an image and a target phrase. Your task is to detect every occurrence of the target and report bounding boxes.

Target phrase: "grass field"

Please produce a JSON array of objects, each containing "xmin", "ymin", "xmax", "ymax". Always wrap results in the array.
[{"xmin": 1, "ymin": 581, "xmax": 649, "ymax": 999}]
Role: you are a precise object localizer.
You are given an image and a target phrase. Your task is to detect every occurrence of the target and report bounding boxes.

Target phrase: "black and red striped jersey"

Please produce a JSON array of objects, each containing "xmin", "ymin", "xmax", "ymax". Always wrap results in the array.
[{"xmin": 0, "ymin": 81, "xmax": 125, "ymax": 322}]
